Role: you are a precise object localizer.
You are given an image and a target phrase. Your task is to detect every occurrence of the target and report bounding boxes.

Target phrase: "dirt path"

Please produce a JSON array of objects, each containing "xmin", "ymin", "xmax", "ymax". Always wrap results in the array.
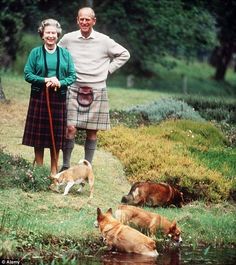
[{"xmin": 0, "ymin": 100, "xmax": 130, "ymax": 209}]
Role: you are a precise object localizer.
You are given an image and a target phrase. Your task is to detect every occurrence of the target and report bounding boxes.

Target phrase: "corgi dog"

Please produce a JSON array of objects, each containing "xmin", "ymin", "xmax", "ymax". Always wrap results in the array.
[
  {"xmin": 115, "ymin": 205, "xmax": 182, "ymax": 244},
  {"xmin": 121, "ymin": 181, "xmax": 184, "ymax": 208},
  {"xmin": 49, "ymin": 159, "xmax": 94, "ymax": 198},
  {"xmin": 96, "ymin": 208, "xmax": 159, "ymax": 257}
]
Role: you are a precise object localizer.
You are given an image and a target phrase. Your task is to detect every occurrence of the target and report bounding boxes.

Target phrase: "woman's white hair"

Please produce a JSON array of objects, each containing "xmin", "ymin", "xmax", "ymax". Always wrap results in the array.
[{"xmin": 38, "ymin": 18, "xmax": 62, "ymax": 38}]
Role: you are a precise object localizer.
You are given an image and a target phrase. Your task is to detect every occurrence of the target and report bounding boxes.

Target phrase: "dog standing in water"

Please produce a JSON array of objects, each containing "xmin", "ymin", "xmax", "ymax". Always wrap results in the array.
[{"xmin": 96, "ymin": 208, "xmax": 159, "ymax": 257}]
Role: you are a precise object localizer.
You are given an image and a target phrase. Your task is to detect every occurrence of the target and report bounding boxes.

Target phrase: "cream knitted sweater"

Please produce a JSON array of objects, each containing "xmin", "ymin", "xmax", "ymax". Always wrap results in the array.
[{"xmin": 58, "ymin": 29, "xmax": 130, "ymax": 89}]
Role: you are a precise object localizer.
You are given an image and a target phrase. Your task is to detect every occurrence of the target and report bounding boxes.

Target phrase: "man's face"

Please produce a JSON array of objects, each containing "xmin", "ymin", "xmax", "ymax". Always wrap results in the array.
[{"xmin": 77, "ymin": 10, "xmax": 96, "ymax": 38}]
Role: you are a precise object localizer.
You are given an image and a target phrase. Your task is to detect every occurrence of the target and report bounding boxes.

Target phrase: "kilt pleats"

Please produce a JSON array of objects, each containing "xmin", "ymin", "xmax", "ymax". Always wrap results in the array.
[{"xmin": 66, "ymin": 85, "xmax": 110, "ymax": 130}]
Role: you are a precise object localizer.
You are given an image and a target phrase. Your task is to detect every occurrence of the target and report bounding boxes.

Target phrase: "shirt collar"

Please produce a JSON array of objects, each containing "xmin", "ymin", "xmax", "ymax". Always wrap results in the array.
[{"xmin": 78, "ymin": 29, "xmax": 95, "ymax": 39}]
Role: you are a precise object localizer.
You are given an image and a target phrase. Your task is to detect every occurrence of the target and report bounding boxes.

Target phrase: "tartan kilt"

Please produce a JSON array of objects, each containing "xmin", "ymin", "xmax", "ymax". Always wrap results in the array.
[
  {"xmin": 22, "ymin": 88, "xmax": 66, "ymax": 149},
  {"xmin": 66, "ymin": 84, "xmax": 111, "ymax": 130}
]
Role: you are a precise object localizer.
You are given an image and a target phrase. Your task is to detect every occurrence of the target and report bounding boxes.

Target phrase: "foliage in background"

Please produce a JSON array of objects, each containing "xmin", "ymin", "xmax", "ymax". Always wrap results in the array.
[
  {"xmin": 98, "ymin": 120, "xmax": 233, "ymax": 203},
  {"xmin": 1, "ymin": 0, "xmax": 217, "ymax": 77},
  {"xmin": 2, "ymin": 0, "xmax": 236, "ymax": 81},
  {"xmin": 205, "ymin": 0, "xmax": 236, "ymax": 80},
  {"xmin": 107, "ymin": 55, "xmax": 236, "ymax": 96},
  {"xmin": 13, "ymin": 33, "xmax": 41, "ymax": 74},
  {"xmin": 0, "ymin": 0, "xmax": 24, "ymax": 68},
  {"xmin": 177, "ymin": 95, "xmax": 236, "ymax": 124},
  {"xmin": 108, "ymin": 97, "xmax": 204, "ymax": 129},
  {"xmin": 96, "ymin": 0, "xmax": 217, "ymax": 76},
  {"xmin": 127, "ymin": 98, "xmax": 204, "ymax": 124},
  {"xmin": 174, "ymin": 95, "xmax": 236, "ymax": 146}
]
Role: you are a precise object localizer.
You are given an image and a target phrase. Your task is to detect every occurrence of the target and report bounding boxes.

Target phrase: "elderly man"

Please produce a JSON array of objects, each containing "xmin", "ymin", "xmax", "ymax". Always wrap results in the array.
[{"xmin": 58, "ymin": 7, "xmax": 130, "ymax": 169}]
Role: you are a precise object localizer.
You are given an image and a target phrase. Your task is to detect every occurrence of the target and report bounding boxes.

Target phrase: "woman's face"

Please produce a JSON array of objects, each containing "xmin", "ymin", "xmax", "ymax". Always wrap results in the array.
[{"xmin": 43, "ymin": 25, "xmax": 58, "ymax": 49}]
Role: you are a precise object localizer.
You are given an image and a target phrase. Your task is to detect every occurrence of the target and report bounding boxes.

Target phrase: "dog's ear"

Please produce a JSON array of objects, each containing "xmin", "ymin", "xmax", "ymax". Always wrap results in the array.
[
  {"xmin": 170, "ymin": 220, "xmax": 177, "ymax": 232},
  {"xmin": 97, "ymin": 208, "xmax": 103, "ymax": 222},
  {"xmin": 107, "ymin": 208, "xmax": 113, "ymax": 214},
  {"xmin": 97, "ymin": 208, "xmax": 102, "ymax": 217}
]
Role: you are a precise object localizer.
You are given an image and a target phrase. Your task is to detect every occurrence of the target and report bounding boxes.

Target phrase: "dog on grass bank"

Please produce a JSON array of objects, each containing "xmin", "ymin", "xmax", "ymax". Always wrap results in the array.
[
  {"xmin": 115, "ymin": 205, "xmax": 182, "ymax": 244},
  {"xmin": 121, "ymin": 182, "xmax": 184, "ymax": 208},
  {"xmin": 96, "ymin": 208, "xmax": 159, "ymax": 257},
  {"xmin": 49, "ymin": 159, "xmax": 94, "ymax": 198}
]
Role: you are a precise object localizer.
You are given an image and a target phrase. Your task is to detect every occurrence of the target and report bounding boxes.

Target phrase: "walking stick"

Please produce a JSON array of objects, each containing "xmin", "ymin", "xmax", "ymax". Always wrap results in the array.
[{"xmin": 45, "ymin": 85, "xmax": 58, "ymax": 172}]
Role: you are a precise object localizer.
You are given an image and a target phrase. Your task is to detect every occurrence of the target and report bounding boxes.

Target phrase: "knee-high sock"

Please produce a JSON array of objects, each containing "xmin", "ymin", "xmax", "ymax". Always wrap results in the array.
[
  {"xmin": 84, "ymin": 139, "xmax": 97, "ymax": 164},
  {"xmin": 62, "ymin": 138, "xmax": 75, "ymax": 168}
]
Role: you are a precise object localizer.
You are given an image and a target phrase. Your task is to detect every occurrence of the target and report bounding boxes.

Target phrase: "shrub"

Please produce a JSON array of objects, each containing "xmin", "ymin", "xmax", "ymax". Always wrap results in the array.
[
  {"xmin": 218, "ymin": 122, "xmax": 236, "ymax": 147},
  {"xmin": 161, "ymin": 119, "xmax": 228, "ymax": 147},
  {"xmin": 0, "ymin": 149, "xmax": 50, "ymax": 191},
  {"xmin": 98, "ymin": 121, "xmax": 232, "ymax": 202},
  {"xmin": 110, "ymin": 109, "xmax": 146, "ymax": 128},
  {"xmin": 177, "ymin": 96, "xmax": 236, "ymax": 124},
  {"xmin": 127, "ymin": 98, "xmax": 204, "ymax": 124},
  {"xmin": 107, "ymin": 98, "xmax": 204, "ymax": 131}
]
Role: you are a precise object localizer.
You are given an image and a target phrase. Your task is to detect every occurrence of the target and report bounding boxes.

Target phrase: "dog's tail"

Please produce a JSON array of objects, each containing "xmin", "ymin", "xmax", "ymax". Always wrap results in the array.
[{"xmin": 79, "ymin": 159, "xmax": 92, "ymax": 169}]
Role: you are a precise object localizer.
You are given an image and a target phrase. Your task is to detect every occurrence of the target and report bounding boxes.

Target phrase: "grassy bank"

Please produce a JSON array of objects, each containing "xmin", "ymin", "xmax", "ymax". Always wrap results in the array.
[
  {"xmin": 0, "ymin": 149, "xmax": 235, "ymax": 261},
  {"xmin": 0, "ymin": 61, "xmax": 236, "ymax": 263}
]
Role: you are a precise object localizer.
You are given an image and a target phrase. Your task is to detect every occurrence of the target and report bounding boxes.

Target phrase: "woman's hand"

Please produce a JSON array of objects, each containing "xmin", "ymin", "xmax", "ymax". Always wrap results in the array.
[{"xmin": 45, "ymin": 77, "xmax": 61, "ymax": 90}]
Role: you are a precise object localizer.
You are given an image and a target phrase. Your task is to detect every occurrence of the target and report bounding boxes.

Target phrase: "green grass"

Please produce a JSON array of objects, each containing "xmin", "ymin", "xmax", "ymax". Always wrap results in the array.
[
  {"xmin": 190, "ymin": 147, "xmax": 236, "ymax": 179},
  {"xmin": 108, "ymin": 87, "xmax": 167, "ymax": 110},
  {"xmin": 0, "ymin": 57, "xmax": 236, "ymax": 263},
  {"xmin": 108, "ymin": 57, "xmax": 236, "ymax": 97},
  {"xmin": 1, "ymin": 73, "xmax": 30, "ymax": 102},
  {"xmin": 154, "ymin": 57, "xmax": 236, "ymax": 95}
]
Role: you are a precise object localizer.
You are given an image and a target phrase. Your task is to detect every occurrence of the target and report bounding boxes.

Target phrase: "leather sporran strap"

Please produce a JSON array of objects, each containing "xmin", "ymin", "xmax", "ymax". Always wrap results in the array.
[{"xmin": 78, "ymin": 86, "xmax": 94, "ymax": 107}]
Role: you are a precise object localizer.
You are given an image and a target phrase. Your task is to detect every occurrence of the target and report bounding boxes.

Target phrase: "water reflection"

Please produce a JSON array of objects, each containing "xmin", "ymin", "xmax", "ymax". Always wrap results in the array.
[
  {"xmin": 101, "ymin": 248, "xmax": 180, "ymax": 265},
  {"xmin": 101, "ymin": 252, "xmax": 158, "ymax": 264},
  {"xmin": 76, "ymin": 247, "xmax": 236, "ymax": 265}
]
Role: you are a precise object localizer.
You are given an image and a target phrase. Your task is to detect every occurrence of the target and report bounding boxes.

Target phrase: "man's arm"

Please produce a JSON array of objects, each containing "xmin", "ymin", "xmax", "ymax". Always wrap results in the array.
[{"xmin": 108, "ymin": 39, "xmax": 130, "ymax": 74}]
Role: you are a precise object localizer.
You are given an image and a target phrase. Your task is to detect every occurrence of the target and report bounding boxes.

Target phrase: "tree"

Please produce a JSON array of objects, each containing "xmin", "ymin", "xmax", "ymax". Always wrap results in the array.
[
  {"xmin": 94, "ymin": 0, "xmax": 217, "ymax": 76},
  {"xmin": 0, "ymin": 78, "xmax": 7, "ymax": 102},
  {"xmin": 0, "ymin": 0, "xmax": 24, "ymax": 69},
  {"xmin": 18, "ymin": 0, "xmax": 217, "ymax": 76},
  {"xmin": 207, "ymin": 0, "xmax": 236, "ymax": 81},
  {"xmin": 1, "ymin": 0, "xmax": 217, "ymax": 77}
]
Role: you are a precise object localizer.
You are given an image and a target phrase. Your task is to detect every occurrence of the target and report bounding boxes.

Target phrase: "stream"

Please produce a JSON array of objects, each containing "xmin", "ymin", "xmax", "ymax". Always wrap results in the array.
[{"xmin": 76, "ymin": 246, "xmax": 236, "ymax": 265}]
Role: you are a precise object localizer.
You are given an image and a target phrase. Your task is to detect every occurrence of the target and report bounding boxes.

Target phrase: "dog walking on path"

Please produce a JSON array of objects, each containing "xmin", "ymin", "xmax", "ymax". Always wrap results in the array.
[{"xmin": 49, "ymin": 159, "xmax": 94, "ymax": 198}]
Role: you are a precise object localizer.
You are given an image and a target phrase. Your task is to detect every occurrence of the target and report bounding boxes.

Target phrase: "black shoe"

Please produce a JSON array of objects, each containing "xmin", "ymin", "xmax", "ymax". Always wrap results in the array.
[{"xmin": 59, "ymin": 166, "xmax": 69, "ymax": 173}]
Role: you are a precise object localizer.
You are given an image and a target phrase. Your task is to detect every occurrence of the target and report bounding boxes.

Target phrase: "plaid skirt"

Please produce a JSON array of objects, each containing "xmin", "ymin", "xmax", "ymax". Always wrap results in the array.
[
  {"xmin": 22, "ymin": 88, "xmax": 66, "ymax": 149},
  {"xmin": 66, "ymin": 84, "xmax": 111, "ymax": 130}
]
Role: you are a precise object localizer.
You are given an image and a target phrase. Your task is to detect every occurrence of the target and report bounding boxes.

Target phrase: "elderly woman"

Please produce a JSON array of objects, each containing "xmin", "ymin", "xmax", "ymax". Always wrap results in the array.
[{"xmin": 22, "ymin": 18, "xmax": 76, "ymax": 176}]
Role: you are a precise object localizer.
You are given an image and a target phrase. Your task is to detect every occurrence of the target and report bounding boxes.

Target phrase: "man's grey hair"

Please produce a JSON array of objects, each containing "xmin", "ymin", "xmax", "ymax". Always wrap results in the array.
[{"xmin": 78, "ymin": 7, "xmax": 96, "ymax": 18}]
